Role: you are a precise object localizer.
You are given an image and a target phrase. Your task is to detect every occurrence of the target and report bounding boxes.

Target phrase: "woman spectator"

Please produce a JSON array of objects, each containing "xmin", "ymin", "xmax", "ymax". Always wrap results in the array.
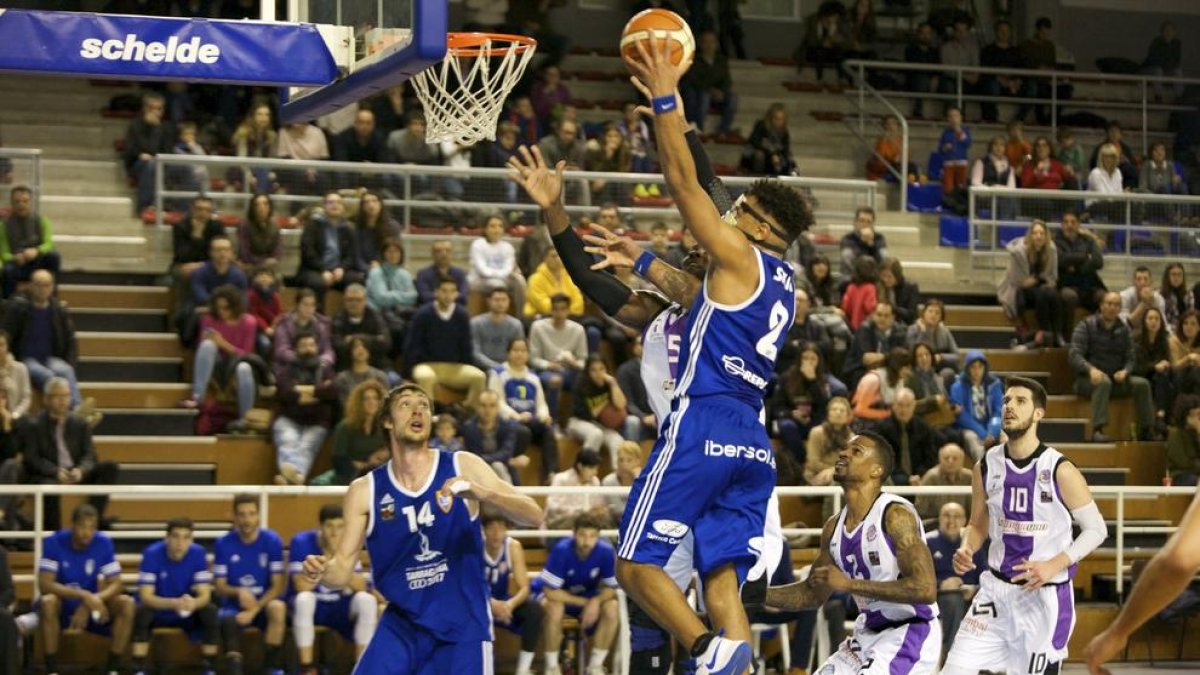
[
  {"xmin": 351, "ymin": 191, "xmax": 402, "ymax": 272},
  {"xmin": 804, "ymin": 396, "xmax": 852, "ymax": 486},
  {"xmin": 997, "ymin": 219, "xmax": 1061, "ymax": 347},
  {"xmin": 566, "ymin": 355, "xmax": 630, "ymax": 470},
  {"xmin": 172, "ymin": 198, "xmax": 223, "ymax": 281},
  {"xmin": 322, "ymin": 379, "xmax": 387, "ymax": 485},
  {"xmin": 1171, "ymin": 309, "xmax": 1200, "ymax": 394},
  {"xmin": 232, "ymin": 101, "xmax": 277, "ymax": 193},
  {"xmin": 0, "ymin": 331, "xmax": 31, "ymax": 420},
  {"xmin": 841, "ymin": 255, "xmax": 878, "ymax": 332},
  {"xmin": 852, "ymin": 345, "xmax": 913, "ymax": 421},
  {"xmin": 740, "ymin": 103, "xmax": 796, "ymax": 176},
  {"xmin": 585, "ymin": 123, "xmax": 633, "ymax": 204},
  {"xmin": 906, "ymin": 299, "xmax": 959, "ymax": 375},
  {"xmin": 237, "ymin": 193, "xmax": 282, "ymax": 272},
  {"xmin": 1167, "ymin": 394, "xmax": 1200, "ymax": 485},
  {"xmin": 530, "ymin": 65, "xmax": 571, "ymax": 127},
  {"xmin": 844, "ymin": 0, "xmax": 878, "ymax": 63},
  {"xmin": 601, "ymin": 441, "xmax": 642, "ymax": 524},
  {"xmin": 468, "ymin": 215, "xmax": 527, "ymax": 315},
  {"xmin": 272, "ymin": 288, "xmax": 334, "ymax": 370},
  {"xmin": 1087, "ymin": 143, "xmax": 1128, "ymax": 223},
  {"xmin": 769, "ymin": 342, "xmax": 833, "ymax": 467},
  {"xmin": 1162, "ymin": 263, "xmax": 1194, "ymax": 331},
  {"xmin": 247, "ymin": 266, "xmax": 282, "ymax": 359},
  {"xmin": 1021, "ymin": 136, "xmax": 1069, "ymax": 190},
  {"xmin": 333, "ymin": 337, "xmax": 389, "ymax": 405},
  {"xmin": 180, "ymin": 285, "xmax": 258, "ymax": 425},
  {"xmin": 1134, "ymin": 307, "xmax": 1174, "ymax": 433},
  {"xmin": 803, "ymin": 253, "xmax": 842, "ymax": 312},
  {"xmin": 908, "ymin": 341, "xmax": 954, "ymax": 419},
  {"xmin": 878, "ymin": 257, "xmax": 920, "ymax": 325},
  {"xmin": 970, "ymin": 135, "xmax": 1016, "ymax": 188},
  {"xmin": 366, "ymin": 238, "xmax": 418, "ymax": 356},
  {"xmin": 1140, "ymin": 142, "xmax": 1184, "ymax": 194}
]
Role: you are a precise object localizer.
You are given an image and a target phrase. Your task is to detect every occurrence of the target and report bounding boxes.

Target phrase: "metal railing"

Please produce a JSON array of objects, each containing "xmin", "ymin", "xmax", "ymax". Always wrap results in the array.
[
  {"xmin": 0, "ymin": 483, "xmax": 1190, "ymax": 599},
  {"xmin": 967, "ymin": 185, "xmax": 1200, "ymax": 281},
  {"xmin": 843, "ymin": 67, "xmax": 910, "ymax": 211},
  {"xmin": 0, "ymin": 147, "xmax": 42, "ymax": 209}
]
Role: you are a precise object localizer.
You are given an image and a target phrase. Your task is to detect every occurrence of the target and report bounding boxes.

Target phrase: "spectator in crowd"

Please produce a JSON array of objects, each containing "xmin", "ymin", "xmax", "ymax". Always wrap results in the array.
[
  {"xmin": 842, "ymin": 300, "xmax": 906, "ymax": 390},
  {"xmin": 237, "ymin": 194, "xmax": 282, "ymax": 272},
  {"xmin": 916, "ymin": 444, "xmax": 974, "ymax": 519},
  {"xmin": 430, "ymin": 413, "xmax": 464, "ymax": 454},
  {"xmin": 276, "ymin": 121, "xmax": 331, "ymax": 197},
  {"xmin": 1055, "ymin": 211, "xmax": 1107, "ymax": 333},
  {"xmin": 6, "ymin": 271, "xmax": 85, "ymax": 411},
  {"xmin": 771, "ymin": 342, "xmax": 834, "ymax": 467},
  {"xmin": 1140, "ymin": 142, "xmax": 1184, "ymax": 194},
  {"xmin": 804, "ymin": 396, "xmax": 852, "ymax": 486},
  {"xmin": 482, "ymin": 514, "xmax": 544, "ymax": 675},
  {"xmin": 131, "ymin": 517, "xmax": 220, "ymax": 675},
  {"xmin": 407, "ymin": 277, "xmax": 487, "ymax": 408},
  {"xmin": 618, "ymin": 102, "xmax": 654, "ymax": 174},
  {"xmin": 802, "ymin": 255, "xmax": 850, "ymax": 347},
  {"xmin": 2, "ymin": 186, "xmax": 60, "ymax": 297},
  {"xmin": 904, "ymin": 22, "xmax": 941, "ymax": 119},
  {"xmin": 415, "ymin": 239, "xmax": 468, "ymax": 306},
  {"xmin": 1172, "ymin": 310, "xmax": 1200, "ymax": 394},
  {"xmin": 462, "ymin": 389, "xmax": 530, "ymax": 484},
  {"xmin": 297, "ymin": 192, "xmax": 355, "ymax": 303},
  {"xmin": 648, "ymin": 222, "xmax": 684, "ymax": 269},
  {"xmin": 19, "ymin": 379, "xmax": 117, "ymax": 526},
  {"xmin": 538, "ymin": 119, "xmax": 587, "ymax": 170},
  {"xmin": 682, "ymin": 30, "xmax": 737, "ymax": 135},
  {"xmin": 925, "ymin": 501, "xmax": 985, "ymax": 660},
  {"xmin": 949, "ymin": 350, "xmax": 1002, "ymax": 459},
  {"xmin": 273, "ymin": 332, "xmax": 338, "ymax": 485},
  {"xmin": 1022, "ymin": 136, "xmax": 1069, "ymax": 190},
  {"xmin": 938, "ymin": 106, "xmax": 971, "ymax": 192},
  {"xmin": 323, "ymin": 379, "xmax": 387, "ymax": 486},
  {"xmin": 1018, "ymin": 17, "xmax": 1061, "ymax": 125},
  {"xmin": 0, "ymin": 331, "xmax": 30, "ymax": 421},
  {"xmin": 333, "ymin": 337, "xmax": 389, "ymax": 406},
  {"xmin": 506, "ymin": 95, "xmax": 542, "ymax": 146},
  {"xmin": 585, "ymin": 124, "xmax": 633, "ymax": 203},
  {"xmin": 516, "ymin": 221, "xmax": 553, "ymax": 282},
  {"xmin": 544, "ymin": 450, "xmax": 609, "ymax": 529},
  {"xmin": 1120, "ymin": 265, "xmax": 1167, "ymax": 329},
  {"xmin": 971, "ymin": 136, "xmax": 1016, "ymax": 189},
  {"xmin": 602, "ymin": 441, "xmax": 641, "ymax": 525},
  {"xmin": 852, "ymin": 345, "xmax": 912, "ymax": 421},
  {"xmin": 997, "ymin": 219, "xmax": 1061, "ymax": 347},
  {"xmin": 778, "ymin": 288, "xmax": 833, "ymax": 372},
  {"xmin": 1167, "ymin": 394, "xmax": 1200, "ymax": 485},
  {"xmin": 172, "ymin": 196, "xmax": 224, "ymax": 283},
  {"xmin": 540, "ymin": 513, "xmax": 620, "ymax": 675},
  {"xmin": 248, "ymin": 267, "xmax": 283, "ymax": 358},
  {"xmin": 191, "ymin": 234, "xmax": 248, "ymax": 309},
  {"xmin": 122, "ymin": 92, "xmax": 175, "ymax": 213},
  {"xmin": 939, "ymin": 18, "xmax": 981, "ymax": 119},
  {"xmin": 908, "ymin": 341, "xmax": 954, "ymax": 420},
  {"xmin": 1057, "ymin": 128, "xmax": 1086, "ymax": 187},
  {"xmin": 525, "ymin": 249, "xmax": 586, "ymax": 319},
  {"xmin": 213, "ymin": 495, "xmax": 287, "ymax": 675},
  {"xmin": 491, "ymin": 337, "xmax": 559, "ymax": 481},
  {"xmin": 528, "ymin": 291, "xmax": 588, "ymax": 421},
  {"xmin": 332, "ymin": 283, "xmax": 391, "ymax": 372},
  {"xmin": 1142, "ymin": 21, "xmax": 1182, "ymax": 102},
  {"xmin": 1162, "ymin": 264, "xmax": 1194, "ymax": 332},
  {"xmin": 365, "ymin": 85, "xmax": 409, "ymax": 136},
  {"xmin": 839, "ymin": 206, "xmax": 889, "ymax": 277},
  {"xmin": 350, "ymin": 191, "xmax": 402, "ymax": 267},
  {"xmin": 472, "ymin": 288, "xmax": 525, "ymax": 371},
  {"xmin": 866, "ymin": 115, "xmax": 911, "ymax": 181},
  {"xmin": 1087, "ymin": 144, "xmax": 1129, "ymax": 221},
  {"xmin": 181, "ymin": 286, "xmax": 259, "ymax": 427},
  {"xmin": 878, "ymin": 257, "xmax": 919, "ymax": 325},
  {"xmin": 469, "ymin": 215, "xmax": 527, "ymax": 314},
  {"xmin": 567, "ymin": 355, "xmax": 630, "ymax": 469},
  {"xmin": 841, "ymin": 255, "xmax": 878, "ymax": 333},
  {"xmin": 616, "ymin": 338, "xmax": 658, "ymax": 441},
  {"xmin": 38, "ymin": 504, "xmax": 134, "ymax": 675},
  {"xmin": 232, "ymin": 101, "xmax": 277, "ymax": 193},
  {"xmin": 979, "ymin": 19, "xmax": 1026, "ymax": 124},
  {"xmin": 1070, "ymin": 292, "xmax": 1156, "ymax": 442},
  {"xmin": 798, "ymin": 3, "xmax": 848, "ymax": 86},
  {"xmin": 874, "ymin": 387, "xmax": 937, "ymax": 486},
  {"xmin": 367, "ymin": 238, "xmax": 418, "ymax": 353},
  {"xmin": 386, "ymin": 112, "xmax": 441, "ymax": 180},
  {"xmin": 273, "ymin": 288, "xmax": 334, "ymax": 370},
  {"xmin": 531, "ymin": 64, "xmax": 572, "ymax": 127},
  {"xmin": 1005, "ymin": 120, "xmax": 1032, "ymax": 176},
  {"xmin": 1134, "ymin": 307, "xmax": 1174, "ymax": 433},
  {"xmin": 844, "ymin": 0, "xmax": 879, "ymax": 64},
  {"xmin": 1090, "ymin": 121, "xmax": 1139, "ymax": 190},
  {"xmin": 740, "ymin": 103, "xmax": 795, "ymax": 176},
  {"xmin": 289, "ymin": 505, "xmax": 377, "ymax": 671},
  {"xmin": 331, "ymin": 109, "xmax": 391, "ymax": 165},
  {"xmin": 906, "ymin": 299, "xmax": 959, "ymax": 378}
]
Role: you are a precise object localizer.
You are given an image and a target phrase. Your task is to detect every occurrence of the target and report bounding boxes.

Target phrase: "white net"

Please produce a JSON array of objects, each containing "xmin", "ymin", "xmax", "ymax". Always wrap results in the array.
[{"xmin": 411, "ymin": 34, "xmax": 538, "ymax": 145}]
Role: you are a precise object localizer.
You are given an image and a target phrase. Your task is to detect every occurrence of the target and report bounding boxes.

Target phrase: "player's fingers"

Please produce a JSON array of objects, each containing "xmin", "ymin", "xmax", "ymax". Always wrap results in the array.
[
  {"xmin": 530, "ymin": 144, "xmax": 549, "ymax": 169},
  {"xmin": 554, "ymin": 160, "xmax": 566, "ymax": 179},
  {"xmin": 629, "ymin": 75, "xmax": 652, "ymax": 100},
  {"xmin": 518, "ymin": 144, "xmax": 537, "ymax": 168}
]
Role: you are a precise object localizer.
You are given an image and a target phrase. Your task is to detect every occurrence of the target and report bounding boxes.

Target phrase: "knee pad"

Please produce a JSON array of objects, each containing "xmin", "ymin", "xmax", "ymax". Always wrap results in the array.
[
  {"xmin": 351, "ymin": 592, "xmax": 378, "ymax": 646},
  {"xmin": 293, "ymin": 591, "xmax": 316, "ymax": 625}
]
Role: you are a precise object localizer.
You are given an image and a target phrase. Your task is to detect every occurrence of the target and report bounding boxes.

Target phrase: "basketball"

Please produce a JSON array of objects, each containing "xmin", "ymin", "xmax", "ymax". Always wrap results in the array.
[{"xmin": 620, "ymin": 8, "xmax": 694, "ymax": 71}]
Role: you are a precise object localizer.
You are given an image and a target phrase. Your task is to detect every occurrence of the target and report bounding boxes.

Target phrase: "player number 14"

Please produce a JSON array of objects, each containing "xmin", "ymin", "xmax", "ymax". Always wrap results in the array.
[{"xmin": 402, "ymin": 502, "xmax": 435, "ymax": 532}]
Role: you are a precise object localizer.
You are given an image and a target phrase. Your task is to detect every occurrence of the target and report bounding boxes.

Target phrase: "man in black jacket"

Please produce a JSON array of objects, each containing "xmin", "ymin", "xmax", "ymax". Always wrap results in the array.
[
  {"xmin": 4, "ymin": 270, "xmax": 89, "ymax": 415},
  {"xmin": 838, "ymin": 207, "xmax": 889, "ymax": 277},
  {"xmin": 19, "ymin": 378, "xmax": 118, "ymax": 529},
  {"xmin": 1055, "ymin": 211, "xmax": 1106, "ymax": 336},
  {"xmin": 122, "ymin": 92, "xmax": 176, "ymax": 213},
  {"xmin": 1069, "ymin": 292, "xmax": 1155, "ymax": 442},
  {"xmin": 873, "ymin": 388, "xmax": 938, "ymax": 486},
  {"xmin": 842, "ymin": 301, "xmax": 906, "ymax": 390},
  {"xmin": 331, "ymin": 283, "xmax": 393, "ymax": 372},
  {"xmin": 406, "ymin": 277, "xmax": 486, "ymax": 407},
  {"xmin": 297, "ymin": 192, "xmax": 355, "ymax": 308}
]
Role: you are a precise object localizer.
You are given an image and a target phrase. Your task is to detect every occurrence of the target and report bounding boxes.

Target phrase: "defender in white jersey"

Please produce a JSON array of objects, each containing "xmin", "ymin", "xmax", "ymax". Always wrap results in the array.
[
  {"xmin": 942, "ymin": 377, "xmax": 1108, "ymax": 675},
  {"xmin": 764, "ymin": 432, "xmax": 941, "ymax": 675}
]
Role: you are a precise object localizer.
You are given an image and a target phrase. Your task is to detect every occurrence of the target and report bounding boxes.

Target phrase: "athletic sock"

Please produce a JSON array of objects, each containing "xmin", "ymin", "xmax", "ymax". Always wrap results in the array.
[
  {"xmin": 132, "ymin": 656, "xmax": 147, "ymax": 674},
  {"xmin": 589, "ymin": 648, "xmax": 609, "ymax": 669},
  {"xmin": 201, "ymin": 655, "xmax": 217, "ymax": 672},
  {"xmin": 545, "ymin": 651, "xmax": 560, "ymax": 669},
  {"xmin": 266, "ymin": 645, "xmax": 282, "ymax": 669},
  {"xmin": 516, "ymin": 651, "xmax": 535, "ymax": 672}
]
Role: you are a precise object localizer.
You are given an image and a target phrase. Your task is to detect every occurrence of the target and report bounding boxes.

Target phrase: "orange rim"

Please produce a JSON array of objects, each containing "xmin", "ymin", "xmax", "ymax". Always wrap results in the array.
[{"xmin": 446, "ymin": 32, "xmax": 537, "ymax": 57}]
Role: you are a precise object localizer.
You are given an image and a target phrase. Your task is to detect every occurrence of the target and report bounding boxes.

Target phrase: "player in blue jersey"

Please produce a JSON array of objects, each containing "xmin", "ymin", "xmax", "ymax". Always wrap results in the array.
[
  {"xmin": 38, "ymin": 504, "xmax": 134, "ymax": 675},
  {"xmin": 301, "ymin": 383, "xmax": 543, "ymax": 674},
  {"xmin": 541, "ymin": 513, "xmax": 621, "ymax": 675},
  {"xmin": 131, "ymin": 517, "xmax": 219, "ymax": 675},
  {"xmin": 482, "ymin": 512, "xmax": 543, "ymax": 675},
  {"xmin": 213, "ymin": 494, "xmax": 287, "ymax": 675},
  {"xmin": 289, "ymin": 504, "xmax": 378, "ymax": 675}
]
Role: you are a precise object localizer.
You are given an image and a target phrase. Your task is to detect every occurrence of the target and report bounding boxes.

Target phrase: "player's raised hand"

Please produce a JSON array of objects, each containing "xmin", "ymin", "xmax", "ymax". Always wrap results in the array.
[
  {"xmin": 507, "ymin": 145, "xmax": 565, "ymax": 209},
  {"xmin": 1084, "ymin": 625, "xmax": 1125, "ymax": 675},
  {"xmin": 302, "ymin": 554, "xmax": 328, "ymax": 584},
  {"xmin": 952, "ymin": 546, "xmax": 976, "ymax": 575},
  {"xmin": 623, "ymin": 32, "xmax": 691, "ymax": 99},
  {"xmin": 582, "ymin": 224, "xmax": 642, "ymax": 271}
]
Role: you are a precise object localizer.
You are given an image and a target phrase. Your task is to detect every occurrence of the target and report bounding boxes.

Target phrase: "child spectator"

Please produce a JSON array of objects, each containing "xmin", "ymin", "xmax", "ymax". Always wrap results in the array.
[
  {"xmin": 938, "ymin": 107, "xmax": 971, "ymax": 192},
  {"xmin": 491, "ymin": 337, "xmax": 559, "ymax": 481},
  {"xmin": 247, "ymin": 267, "xmax": 282, "ymax": 359},
  {"xmin": 1057, "ymin": 127, "xmax": 1086, "ymax": 188},
  {"xmin": 1005, "ymin": 119, "xmax": 1032, "ymax": 177},
  {"xmin": 468, "ymin": 215, "xmax": 527, "ymax": 314},
  {"xmin": 172, "ymin": 121, "xmax": 210, "ymax": 195},
  {"xmin": 567, "ymin": 355, "xmax": 630, "ymax": 470},
  {"xmin": 866, "ymin": 115, "xmax": 913, "ymax": 181},
  {"xmin": 430, "ymin": 414, "xmax": 463, "ymax": 453},
  {"xmin": 841, "ymin": 255, "xmax": 879, "ymax": 332}
]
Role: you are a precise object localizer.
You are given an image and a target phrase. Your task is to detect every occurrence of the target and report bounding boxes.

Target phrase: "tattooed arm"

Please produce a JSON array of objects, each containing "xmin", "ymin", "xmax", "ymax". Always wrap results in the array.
[
  {"xmin": 764, "ymin": 516, "xmax": 838, "ymax": 610},
  {"xmin": 815, "ymin": 504, "xmax": 937, "ymax": 605}
]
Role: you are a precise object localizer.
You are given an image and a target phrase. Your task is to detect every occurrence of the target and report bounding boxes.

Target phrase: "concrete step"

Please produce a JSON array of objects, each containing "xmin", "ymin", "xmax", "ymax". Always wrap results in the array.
[
  {"xmin": 92, "ymin": 408, "xmax": 197, "ymax": 436},
  {"xmin": 42, "ymin": 159, "xmax": 129, "ymax": 197},
  {"xmin": 1039, "ymin": 417, "xmax": 1090, "ymax": 444},
  {"xmin": 0, "ymin": 75, "xmax": 137, "ymax": 93},
  {"xmin": 80, "ymin": 382, "xmax": 190, "ymax": 408},
  {"xmin": 945, "ymin": 304, "xmax": 1009, "ymax": 328},
  {"xmin": 77, "ymin": 356, "xmax": 182, "ymax": 383},
  {"xmin": 93, "ymin": 435, "xmax": 277, "ymax": 484},
  {"xmin": 73, "ymin": 308, "xmax": 168, "ymax": 332},
  {"xmin": 40, "ymin": 195, "xmax": 138, "ymax": 231},
  {"xmin": 55, "ymin": 235, "xmax": 149, "ymax": 265},
  {"xmin": 948, "ymin": 325, "xmax": 1015, "ymax": 350},
  {"xmin": 116, "ymin": 462, "xmax": 215, "ymax": 485},
  {"xmin": 77, "ymin": 331, "xmax": 182, "ymax": 358},
  {"xmin": 59, "ymin": 284, "xmax": 170, "ymax": 311}
]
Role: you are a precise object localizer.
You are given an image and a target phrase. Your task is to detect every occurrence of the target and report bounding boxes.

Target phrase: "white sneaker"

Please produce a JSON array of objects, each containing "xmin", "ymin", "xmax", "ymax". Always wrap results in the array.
[{"xmin": 693, "ymin": 634, "xmax": 752, "ymax": 675}]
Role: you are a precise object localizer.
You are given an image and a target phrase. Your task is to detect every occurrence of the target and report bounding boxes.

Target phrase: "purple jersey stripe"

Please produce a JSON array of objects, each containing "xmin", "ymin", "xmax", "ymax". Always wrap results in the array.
[
  {"xmin": 888, "ymin": 619, "xmax": 932, "ymax": 675},
  {"xmin": 1052, "ymin": 583, "xmax": 1074, "ymax": 650},
  {"xmin": 999, "ymin": 463, "xmax": 1037, "ymax": 574}
]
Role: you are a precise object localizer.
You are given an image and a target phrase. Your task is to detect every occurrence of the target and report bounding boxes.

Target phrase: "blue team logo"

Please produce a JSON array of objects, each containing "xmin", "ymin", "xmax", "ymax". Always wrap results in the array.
[
  {"xmin": 380, "ymin": 493, "xmax": 395, "ymax": 521},
  {"xmin": 436, "ymin": 490, "xmax": 454, "ymax": 514}
]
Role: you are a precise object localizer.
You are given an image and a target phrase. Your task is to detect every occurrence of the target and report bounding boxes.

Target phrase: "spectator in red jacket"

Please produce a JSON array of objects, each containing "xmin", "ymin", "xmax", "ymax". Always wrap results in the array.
[
  {"xmin": 248, "ymin": 267, "xmax": 282, "ymax": 359},
  {"xmin": 842, "ymin": 255, "xmax": 879, "ymax": 332},
  {"xmin": 1021, "ymin": 136, "xmax": 1069, "ymax": 190}
]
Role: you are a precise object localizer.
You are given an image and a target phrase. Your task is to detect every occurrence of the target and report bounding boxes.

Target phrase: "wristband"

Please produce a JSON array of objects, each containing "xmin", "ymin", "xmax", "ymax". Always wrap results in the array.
[
  {"xmin": 652, "ymin": 94, "xmax": 678, "ymax": 115},
  {"xmin": 633, "ymin": 249, "xmax": 656, "ymax": 277}
]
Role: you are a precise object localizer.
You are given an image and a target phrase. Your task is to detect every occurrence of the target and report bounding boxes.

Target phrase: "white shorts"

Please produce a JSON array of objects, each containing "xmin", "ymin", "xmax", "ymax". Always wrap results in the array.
[
  {"xmin": 817, "ymin": 616, "xmax": 941, "ymax": 675},
  {"xmin": 943, "ymin": 570, "xmax": 1076, "ymax": 674}
]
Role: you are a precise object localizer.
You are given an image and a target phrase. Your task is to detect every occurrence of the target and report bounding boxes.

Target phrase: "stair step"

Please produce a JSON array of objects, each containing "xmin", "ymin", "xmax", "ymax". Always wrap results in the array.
[
  {"xmin": 77, "ymin": 356, "xmax": 182, "ymax": 383},
  {"xmin": 105, "ymin": 499, "xmax": 233, "ymax": 525},
  {"xmin": 73, "ymin": 308, "xmax": 168, "ymax": 333},
  {"xmin": 59, "ymin": 284, "xmax": 170, "ymax": 311},
  {"xmin": 93, "ymin": 409, "xmax": 197, "ymax": 436},
  {"xmin": 58, "ymin": 271, "xmax": 163, "ymax": 286},
  {"xmin": 948, "ymin": 326, "xmax": 1015, "ymax": 350},
  {"xmin": 1079, "ymin": 467, "xmax": 1129, "ymax": 486},
  {"xmin": 94, "ymin": 436, "xmax": 278, "ymax": 484},
  {"xmin": 116, "ymin": 463, "xmax": 215, "ymax": 485},
  {"xmin": 1037, "ymin": 418, "xmax": 1090, "ymax": 444},
  {"xmin": 41, "ymin": 195, "xmax": 135, "ymax": 225},
  {"xmin": 79, "ymin": 382, "xmax": 190, "ymax": 408},
  {"xmin": 77, "ymin": 331, "xmax": 182, "ymax": 358}
]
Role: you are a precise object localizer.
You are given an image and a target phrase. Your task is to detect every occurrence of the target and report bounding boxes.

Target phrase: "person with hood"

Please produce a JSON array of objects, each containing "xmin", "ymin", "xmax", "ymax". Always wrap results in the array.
[
  {"xmin": 997, "ymin": 219, "xmax": 1061, "ymax": 348},
  {"xmin": 949, "ymin": 349, "xmax": 1003, "ymax": 459}
]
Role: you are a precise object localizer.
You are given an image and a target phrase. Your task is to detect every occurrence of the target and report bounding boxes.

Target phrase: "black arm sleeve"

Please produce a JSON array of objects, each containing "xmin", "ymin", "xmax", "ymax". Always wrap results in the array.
[
  {"xmin": 550, "ymin": 227, "xmax": 633, "ymax": 316},
  {"xmin": 685, "ymin": 128, "xmax": 734, "ymax": 214}
]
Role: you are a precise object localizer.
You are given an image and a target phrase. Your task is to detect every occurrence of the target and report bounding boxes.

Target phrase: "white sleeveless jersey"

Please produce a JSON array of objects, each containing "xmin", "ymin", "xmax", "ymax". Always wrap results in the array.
[
  {"xmin": 639, "ymin": 296, "xmax": 688, "ymax": 422},
  {"xmin": 829, "ymin": 493, "xmax": 938, "ymax": 631},
  {"xmin": 983, "ymin": 444, "xmax": 1077, "ymax": 584}
]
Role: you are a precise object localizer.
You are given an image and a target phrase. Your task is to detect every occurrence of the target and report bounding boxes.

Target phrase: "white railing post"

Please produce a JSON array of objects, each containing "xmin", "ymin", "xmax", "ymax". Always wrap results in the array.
[
  {"xmin": 33, "ymin": 491, "xmax": 44, "ymax": 599},
  {"xmin": 1141, "ymin": 80, "xmax": 1149, "ymax": 161},
  {"xmin": 154, "ymin": 156, "xmax": 165, "ymax": 230},
  {"xmin": 260, "ymin": 492, "xmax": 270, "ymax": 531},
  {"xmin": 1115, "ymin": 492, "xmax": 1125, "ymax": 598},
  {"xmin": 899, "ymin": 115, "xmax": 909, "ymax": 213}
]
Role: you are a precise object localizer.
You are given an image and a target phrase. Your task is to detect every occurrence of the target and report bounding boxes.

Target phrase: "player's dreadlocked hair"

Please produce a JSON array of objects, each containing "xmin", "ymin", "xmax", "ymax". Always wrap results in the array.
[{"xmin": 747, "ymin": 178, "xmax": 814, "ymax": 245}]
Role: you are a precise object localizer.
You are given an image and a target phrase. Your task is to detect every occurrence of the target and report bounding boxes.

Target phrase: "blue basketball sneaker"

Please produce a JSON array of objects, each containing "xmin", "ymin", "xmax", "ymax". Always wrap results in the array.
[{"xmin": 686, "ymin": 632, "xmax": 753, "ymax": 675}]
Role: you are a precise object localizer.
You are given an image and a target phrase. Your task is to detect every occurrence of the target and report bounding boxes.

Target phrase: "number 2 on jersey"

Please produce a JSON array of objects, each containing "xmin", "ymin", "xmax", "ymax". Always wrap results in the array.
[
  {"xmin": 402, "ymin": 502, "xmax": 435, "ymax": 532},
  {"xmin": 755, "ymin": 300, "xmax": 789, "ymax": 359}
]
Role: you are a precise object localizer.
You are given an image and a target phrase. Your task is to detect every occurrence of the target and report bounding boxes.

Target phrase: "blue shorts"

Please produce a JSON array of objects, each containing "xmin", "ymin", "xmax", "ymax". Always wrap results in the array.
[
  {"xmin": 354, "ymin": 606, "xmax": 493, "ymax": 675},
  {"xmin": 53, "ymin": 598, "xmax": 111, "ymax": 637},
  {"xmin": 618, "ymin": 396, "xmax": 775, "ymax": 581}
]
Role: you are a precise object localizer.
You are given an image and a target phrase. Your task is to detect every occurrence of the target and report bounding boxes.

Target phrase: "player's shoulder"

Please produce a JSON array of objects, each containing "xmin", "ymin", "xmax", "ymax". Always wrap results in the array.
[
  {"xmin": 549, "ymin": 537, "xmax": 573, "ymax": 555},
  {"xmin": 595, "ymin": 538, "xmax": 617, "ymax": 557},
  {"xmin": 290, "ymin": 528, "xmax": 318, "ymax": 549},
  {"xmin": 185, "ymin": 543, "xmax": 209, "ymax": 561},
  {"xmin": 141, "ymin": 540, "xmax": 167, "ymax": 561}
]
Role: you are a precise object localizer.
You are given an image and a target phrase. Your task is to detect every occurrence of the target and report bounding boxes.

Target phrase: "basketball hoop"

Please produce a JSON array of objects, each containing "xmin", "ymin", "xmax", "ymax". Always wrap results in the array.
[{"xmin": 411, "ymin": 32, "xmax": 537, "ymax": 145}]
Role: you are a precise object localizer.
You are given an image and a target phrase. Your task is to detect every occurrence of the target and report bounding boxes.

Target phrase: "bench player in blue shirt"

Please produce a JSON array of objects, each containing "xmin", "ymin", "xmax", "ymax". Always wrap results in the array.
[
  {"xmin": 38, "ymin": 504, "xmax": 134, "ymax": 675},
  {"xmin": 213, "ymin": 494, "xmax": 287, "ymax": 675},
  {"xmin": 482, "ymin": 512, "xmax": 543, "ymax": 675},
  {"xmin": 289, "ymin": 504, "xmax": 378, "ymax": 675},
  {"xmin": 540, "ymin": 513, "xmax": 620, "ymax": 675},
  {"xmin": 301, "ymin": 383, "xmax": 543, "ymax": 674},
  {"xmin": 131, "ymin": 517, "xmax": 219, "ymax": 675}
]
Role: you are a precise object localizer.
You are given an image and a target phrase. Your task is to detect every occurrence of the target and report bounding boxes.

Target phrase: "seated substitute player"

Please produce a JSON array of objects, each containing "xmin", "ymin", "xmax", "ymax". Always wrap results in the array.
[
  {"xmin": 541, "ymin": 513, "xmax": 620, "ymax": 675},
  {"xmin": 38, "ymin": 504, "xmax": 134, "ymax": 675},
  {"xmin": 213, "ymin": 494, "xmax": 287, "ymax": 675},
  {"xmin": 289, "ymin": 504, "xmax": 378, "ymax": 674},
  {"xmin": 132, "ymin": 517, "xmax": 220, "ymax": 675},
  {"xmin": 483, "ymin": 512, "xmax": 544, "ymax": 675},
  {"xmin": 763, "ymin": 432, "xmax": 942, "ymax": 674}
]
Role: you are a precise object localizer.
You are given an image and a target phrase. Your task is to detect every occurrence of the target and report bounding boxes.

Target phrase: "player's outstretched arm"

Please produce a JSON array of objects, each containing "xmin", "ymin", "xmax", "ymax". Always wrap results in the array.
[
  {"xmin": 305, "ymin": 476, "xmax": 370, "ymax": 591},
  {"xmin": 823, "ymin": 505, "xmax": 937, "ymax": 605},
  {"xmin": 448, "ymin": 451, "xmax": 544, "ymax": 527},
  {"xmin": 765, "ymin": 517, "xmax": 838, "ymax": 610},
  {"xmin": 1086, "ymin": 490, "xmax": 1200, "ymax": 673},
  {"xmin": 953, "ymin": 460, "xmax": 989, "ymax": 575},
  {"xmin": 583, "ymin": 224, "xmax": 702, "ymax": 310}
]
